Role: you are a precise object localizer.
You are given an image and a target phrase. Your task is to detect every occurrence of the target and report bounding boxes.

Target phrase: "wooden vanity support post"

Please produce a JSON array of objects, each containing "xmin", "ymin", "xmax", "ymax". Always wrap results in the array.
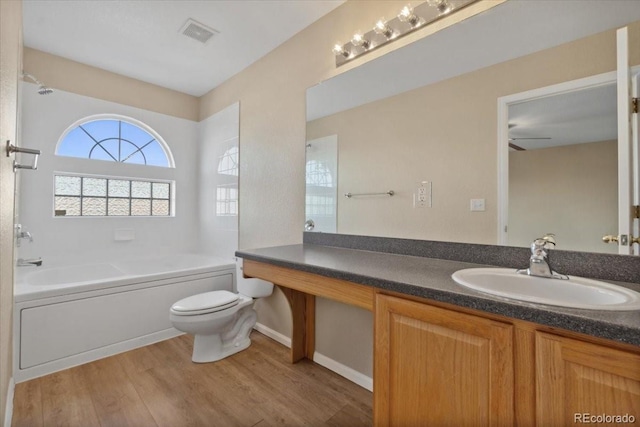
[
  {"xmin": 279, "ymin": 288, "xmax": 315, "ymax": 362},
  {"xmin": 242, "ymin": 259, "xmax": 374, "ymax": 364}
]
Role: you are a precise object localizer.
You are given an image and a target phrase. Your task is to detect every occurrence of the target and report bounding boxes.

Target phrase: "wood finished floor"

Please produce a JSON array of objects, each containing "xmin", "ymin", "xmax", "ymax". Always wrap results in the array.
[{"xmin": 12, "ymin": 332, "xmax": 372, "ymax": 427}]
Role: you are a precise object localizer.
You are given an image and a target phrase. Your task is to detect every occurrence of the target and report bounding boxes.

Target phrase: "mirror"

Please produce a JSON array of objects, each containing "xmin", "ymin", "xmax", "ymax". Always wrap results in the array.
[
  {"xmin": 306, "ymin": 1, "xmax": 640, "ymax": 253},
  {"xmin": 504, "ymin": 80, "xmax": 618, "ymax": 254}
]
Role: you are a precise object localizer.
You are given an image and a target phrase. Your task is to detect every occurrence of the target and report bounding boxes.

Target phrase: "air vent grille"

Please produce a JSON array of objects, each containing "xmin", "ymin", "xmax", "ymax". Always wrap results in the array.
[{"xmin": 180, "ymin": 19, "xmax": 218, "ymax": 44}]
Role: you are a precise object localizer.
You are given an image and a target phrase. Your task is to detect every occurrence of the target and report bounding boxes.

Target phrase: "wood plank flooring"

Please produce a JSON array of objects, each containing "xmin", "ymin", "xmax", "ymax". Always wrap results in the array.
[{"xmin": 12, "ymin": 332, "xmax": 372, "ymax": 427}]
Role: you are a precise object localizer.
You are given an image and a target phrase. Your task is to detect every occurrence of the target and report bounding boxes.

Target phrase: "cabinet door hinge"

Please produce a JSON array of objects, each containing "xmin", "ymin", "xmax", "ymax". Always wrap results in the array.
[
  {"xmin": 633, "ymin": 97, "xmax": 638, "ymax": 114},
  {"xmin": 634, "ymin": 205, "xmax": 640, "ymax": 219}
]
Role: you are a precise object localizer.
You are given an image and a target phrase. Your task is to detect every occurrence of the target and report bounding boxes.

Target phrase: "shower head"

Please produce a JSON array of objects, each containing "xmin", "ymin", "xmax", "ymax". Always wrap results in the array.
[
  {"xmin": 22, "ymin": 72, "xmax": 54, "ymax": 95},
  {"xmin": 37, "ymin": 86, "xmax": 54, "ymax": 95}
]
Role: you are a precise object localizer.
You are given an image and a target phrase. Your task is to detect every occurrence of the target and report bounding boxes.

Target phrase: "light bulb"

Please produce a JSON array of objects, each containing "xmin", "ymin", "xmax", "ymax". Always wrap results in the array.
[
  {"xmin": 332, "ymin": 43, "xmax": 349, "ymax": 57},
  {"xmin": 351, "ymin": 33, "xmax": 370, "ymax": 49},
  {"xmin": 428, "ymin": 0, "xmax": 454, "ymax": 15},
  {"xmin": 373, "ymin": 19, "xmax": 393, "ymax": 39},
  {"xmin": 397, "ymin": 4, "xmax": 420, "ymax": 27}
]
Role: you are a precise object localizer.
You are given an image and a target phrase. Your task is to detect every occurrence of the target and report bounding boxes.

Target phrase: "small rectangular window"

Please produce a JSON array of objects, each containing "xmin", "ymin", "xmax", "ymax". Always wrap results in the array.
[
  {"xmin": 216, "ymin": 184, "xmax": 238, "ymax": 216},
  {"xmin": 54, "ymin": 174, "xmax": 172, "ymax": 217}
]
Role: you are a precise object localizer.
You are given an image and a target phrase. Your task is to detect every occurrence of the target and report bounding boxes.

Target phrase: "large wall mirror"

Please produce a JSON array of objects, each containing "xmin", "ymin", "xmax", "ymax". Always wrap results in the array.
[{"xmin": 306, "ymin": 1, "xmax": 640, "ymax": 255}]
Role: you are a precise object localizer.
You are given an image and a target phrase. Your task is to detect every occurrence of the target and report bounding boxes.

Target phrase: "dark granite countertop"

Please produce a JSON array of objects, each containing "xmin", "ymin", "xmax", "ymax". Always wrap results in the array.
[{"xmin": 237, "ymin": 243, "xmax": 640, "ymax": 347}]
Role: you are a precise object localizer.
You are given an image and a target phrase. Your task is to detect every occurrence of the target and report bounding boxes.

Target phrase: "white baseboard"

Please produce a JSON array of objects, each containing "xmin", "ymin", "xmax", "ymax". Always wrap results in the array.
[
  {"xmin": 253, "ymin": 323, "xmax": 373, "ymax": 392},
  {"xmin": 253, "ymin": 322, "xmax": 291, "ymax": 348},
  {"xmin": 4, "ymin": 377, "xmax": 14, "ymax": 427},
  {"xmin": 312, "ymin": 352, "xmax": 373, "ymax": 392}
]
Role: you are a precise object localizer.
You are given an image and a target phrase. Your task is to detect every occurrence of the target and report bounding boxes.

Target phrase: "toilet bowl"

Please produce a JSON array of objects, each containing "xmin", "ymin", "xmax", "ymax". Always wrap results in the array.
[{"xmin": 170, "ymin": 260, "xmax": 274, "ymax": 363}]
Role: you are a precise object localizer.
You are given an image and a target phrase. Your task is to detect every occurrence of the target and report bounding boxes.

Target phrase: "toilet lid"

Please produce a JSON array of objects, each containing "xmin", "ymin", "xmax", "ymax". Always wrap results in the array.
[{"xmin": 171, "ymin": 290, "xmax": 239, "ymax": 315}]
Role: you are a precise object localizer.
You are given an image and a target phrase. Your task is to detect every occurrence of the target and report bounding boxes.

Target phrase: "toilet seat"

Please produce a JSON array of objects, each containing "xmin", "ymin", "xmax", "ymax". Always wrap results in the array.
[{"xmin": 171, "ymin": 290, "xmax": 239, "ymax": 316}]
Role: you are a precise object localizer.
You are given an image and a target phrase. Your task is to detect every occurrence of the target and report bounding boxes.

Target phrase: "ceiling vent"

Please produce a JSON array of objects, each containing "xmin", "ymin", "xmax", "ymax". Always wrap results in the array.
[{"xmin": 179, "ymin": 18, "xmax": 218, "ymax": 44}]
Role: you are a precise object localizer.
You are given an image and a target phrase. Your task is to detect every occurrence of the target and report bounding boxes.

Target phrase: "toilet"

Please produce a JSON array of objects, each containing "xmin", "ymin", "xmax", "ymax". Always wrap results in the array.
[{"xmin": 170, "ymin": 260, "xmax": 274, "ymax": 363}]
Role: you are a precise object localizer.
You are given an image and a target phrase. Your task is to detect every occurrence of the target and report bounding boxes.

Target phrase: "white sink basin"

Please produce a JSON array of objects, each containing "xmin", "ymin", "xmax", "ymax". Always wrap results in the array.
[{"xmin": 451, "ymin": 268, "xmax": 640, "ymax": 311}]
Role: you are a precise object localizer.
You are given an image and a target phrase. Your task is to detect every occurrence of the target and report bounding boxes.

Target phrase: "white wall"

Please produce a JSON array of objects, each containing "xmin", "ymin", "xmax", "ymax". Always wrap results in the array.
[
  {"xmin": 18, "ymin": 84, "xmax": 200, "ymax": 265},
  {"xmin": 196, "ymin": 102, "xmax": 239, "ymax": 260}
]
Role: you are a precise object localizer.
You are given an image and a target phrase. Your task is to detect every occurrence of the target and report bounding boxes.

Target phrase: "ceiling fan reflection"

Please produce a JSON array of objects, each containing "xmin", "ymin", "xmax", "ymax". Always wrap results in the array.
[{"xmin": 508, "ymin": 136, "xmax": 552, "ymax": 151}]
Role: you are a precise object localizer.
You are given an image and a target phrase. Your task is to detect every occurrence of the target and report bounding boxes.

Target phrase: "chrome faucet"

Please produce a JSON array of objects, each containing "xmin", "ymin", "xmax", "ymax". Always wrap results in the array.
[
  {"xmin": 15, "ymin": 224, "xmax": 33, "ymax": 247},
  {"xmin": 518, "ymin": 234, "xmax": 568, "ymax": 279},
  {"xmin": 17, "ymin": 257, "xmax": 42, "ymax": 267}
]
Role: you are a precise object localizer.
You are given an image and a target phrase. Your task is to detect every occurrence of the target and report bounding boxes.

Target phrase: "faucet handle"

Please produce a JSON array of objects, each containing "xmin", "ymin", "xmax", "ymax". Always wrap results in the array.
[
  {"xmin": 531, "ymin": 234, "xmax": 556, "ymax": 257},
  {"xmin": 541, "ymin": 233, "xmax": 556, "ymax": 247},
  {"xmin": 533, "ymin": 233, "xmax": 556, "ymax": 248}
]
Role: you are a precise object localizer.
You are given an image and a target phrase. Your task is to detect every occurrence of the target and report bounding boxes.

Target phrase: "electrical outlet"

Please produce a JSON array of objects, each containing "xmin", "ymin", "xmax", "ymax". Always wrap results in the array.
[{"xmin": 414, "ymin": 181, "xmax": 432, "ymax": 208}]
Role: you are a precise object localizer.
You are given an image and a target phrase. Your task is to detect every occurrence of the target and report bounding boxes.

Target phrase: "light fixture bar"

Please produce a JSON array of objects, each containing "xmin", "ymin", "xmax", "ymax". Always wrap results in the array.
[{"xmin": 333, "ymin": 0, "xmax": 478, "ymax": 66}]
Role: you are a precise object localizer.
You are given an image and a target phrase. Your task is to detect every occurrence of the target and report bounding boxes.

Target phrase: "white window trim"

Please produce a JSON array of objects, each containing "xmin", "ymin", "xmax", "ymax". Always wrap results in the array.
[{"xmin": 55, "ymin": 113, "xmax": 176, "ymax": 168}]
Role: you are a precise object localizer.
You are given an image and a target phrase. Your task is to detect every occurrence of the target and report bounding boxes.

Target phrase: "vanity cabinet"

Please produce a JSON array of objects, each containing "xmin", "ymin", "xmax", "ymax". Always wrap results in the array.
[
  {"xmin": 241, "ymin": 258, "xmax": 640, "ymax": 427},
  {"xmin": 535, "ymin": 332, "xmax": 640, "ymax": 426},
  {"xmin": 374, "ymin": 294, "xmax": 514, "ymax": 426},
  {"xmin": 374, "ymin": 293, "xmax": 640, "ymax": 427}
]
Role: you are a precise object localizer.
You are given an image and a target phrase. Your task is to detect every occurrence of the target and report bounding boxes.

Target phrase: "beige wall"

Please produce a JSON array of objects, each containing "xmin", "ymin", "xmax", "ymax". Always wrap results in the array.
[
  {"xmin": 509, "ymin": 141, "xmax": 618, "ymax": 253},
  {"xmin": 24, "ymin": 48, "xmax": 199, "ymax": 122},
  {"xmin": 0, "ymin": 0, "xmax": 22, "ymax": 422}
]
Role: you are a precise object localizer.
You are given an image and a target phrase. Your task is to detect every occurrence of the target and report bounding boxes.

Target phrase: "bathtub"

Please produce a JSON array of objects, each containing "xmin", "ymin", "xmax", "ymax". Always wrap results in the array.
[{"xmin": 14, "ymin": 254, "xmax": 236, "ymax": 382}]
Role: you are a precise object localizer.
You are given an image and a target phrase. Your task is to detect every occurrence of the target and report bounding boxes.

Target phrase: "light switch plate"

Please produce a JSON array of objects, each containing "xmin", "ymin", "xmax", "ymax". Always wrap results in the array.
[{"xmin": 470, "ymin": 198, "xmax": 485, "ymax": 212}]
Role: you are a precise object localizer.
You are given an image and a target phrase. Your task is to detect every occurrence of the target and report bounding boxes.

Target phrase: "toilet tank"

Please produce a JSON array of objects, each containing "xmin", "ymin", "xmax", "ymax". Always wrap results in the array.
[
  {"xmin": 236, "ymin": 260, "xmax": 274, "ymax": 298},
  {"xmin": 238, "ymin": 277, "xmax": 274, "ymax": 298}
]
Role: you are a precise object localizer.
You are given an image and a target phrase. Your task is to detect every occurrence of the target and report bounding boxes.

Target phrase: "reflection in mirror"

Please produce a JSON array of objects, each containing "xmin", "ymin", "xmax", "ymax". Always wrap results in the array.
[
  {"xmin": 305, "ymin": 136, "xmax": 338, "ymax": 233},
  {"xmin": 306, "ymin": 1, "xmax": 640, "ymax": 253},
  {"xmin": 505, "ymin": 81, "xmax": 618, "ymax": 254}
]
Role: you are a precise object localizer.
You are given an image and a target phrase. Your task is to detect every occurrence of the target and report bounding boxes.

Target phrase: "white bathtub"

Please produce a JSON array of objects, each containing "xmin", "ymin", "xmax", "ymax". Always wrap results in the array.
[{"xmin": 14, "ymin": 254, "xmax": 236, "ymax": 382}]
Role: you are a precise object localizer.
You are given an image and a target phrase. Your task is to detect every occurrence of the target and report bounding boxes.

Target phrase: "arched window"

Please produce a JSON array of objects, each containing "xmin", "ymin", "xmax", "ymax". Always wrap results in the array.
[
  {"xmin": 306, "ymin": 160, "xmax": 333, "ymax": 187},
  {"xmin": 216, "ymin": 146, "xmax": 239, "ymax": 216},
  {"xmin": 217, "ymin": 146, "xmax": 239, "ymax": 176},
  {"xmin": 53, "ymin": 115, "xmax": 175, "ymax": 217},
  {"xmin": 56, "ymin": 115, "xmax": 174, "ymax": 167}
]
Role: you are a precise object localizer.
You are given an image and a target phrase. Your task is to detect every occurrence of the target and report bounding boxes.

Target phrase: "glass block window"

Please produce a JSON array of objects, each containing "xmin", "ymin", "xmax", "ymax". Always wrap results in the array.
[
  {"xmin": 56, "ymin": 116, "xmax": 173, "ymax": 167},
  {"xmin": 54, "ymin": 174, "xmax": 172, "ymax": 217},
  {"xmin": 216, "ymin": 184, "xmax": 238, "ymax": 216},
  {"xmin": 305, "ymin": 195, "xmax": 336, "ymax": 216}
]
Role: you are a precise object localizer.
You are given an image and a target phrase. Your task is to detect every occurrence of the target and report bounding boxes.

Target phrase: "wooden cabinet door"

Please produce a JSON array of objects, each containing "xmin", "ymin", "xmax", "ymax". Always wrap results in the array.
[
  {"xmin": 374, "ymin": 294, "xmax": 514, "ymax": 426},
  {"xmin": 536, "ymin": 332, "xmax": 640, "ymax": 426}
]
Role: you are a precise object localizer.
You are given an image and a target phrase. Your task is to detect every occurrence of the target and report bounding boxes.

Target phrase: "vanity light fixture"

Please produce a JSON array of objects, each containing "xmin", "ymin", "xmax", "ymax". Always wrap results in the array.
[{"xmin": 332, "ymin": 0, "xmax": 478, "ymax": 67}]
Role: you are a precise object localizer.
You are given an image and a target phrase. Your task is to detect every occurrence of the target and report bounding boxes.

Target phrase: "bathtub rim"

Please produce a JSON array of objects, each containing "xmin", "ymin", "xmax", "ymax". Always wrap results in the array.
[{"xmin": 14, "ymin": 254, "xmax": 237, "ymax": 303}]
